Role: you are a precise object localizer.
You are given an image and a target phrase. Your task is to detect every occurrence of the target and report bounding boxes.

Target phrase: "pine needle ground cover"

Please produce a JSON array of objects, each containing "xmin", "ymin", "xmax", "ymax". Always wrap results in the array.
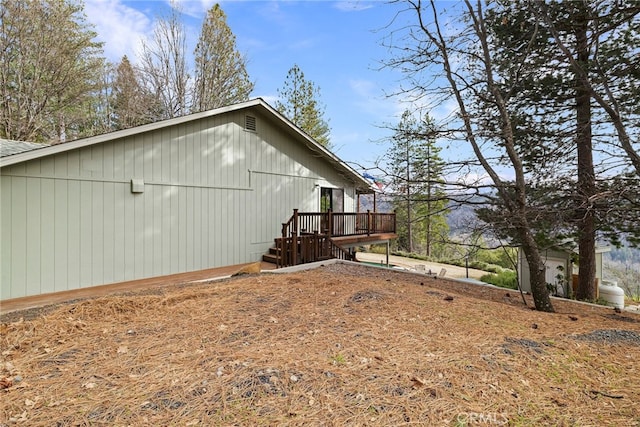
[{"xmin": 2, "ymin": 263, "xmax": 639, "ymax": 426}]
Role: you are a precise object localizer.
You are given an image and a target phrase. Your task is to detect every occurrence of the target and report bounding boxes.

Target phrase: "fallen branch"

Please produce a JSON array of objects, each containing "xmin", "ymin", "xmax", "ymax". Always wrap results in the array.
[{"xmin": 590, "ymin": 390, "xmax": 624, "ymax": 399}]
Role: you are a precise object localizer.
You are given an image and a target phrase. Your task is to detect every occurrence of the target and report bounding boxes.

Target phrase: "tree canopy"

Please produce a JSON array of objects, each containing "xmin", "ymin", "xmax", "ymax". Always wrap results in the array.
[
  {"xmin": 0, "ymin": 0, "xmax": 105, "ymax": 142},
  {"xmin": 275, "ymin": 64, "xmax": 331, "ymax": 148},
  {"xmin": 193, "ymin": 4, "xmax": 254, "ymax": 112},
  {"xmin": 111, "ymin": 56, "xmax": 159, "ymax": 130},
  {"xmin": 139, "ymin": 3, "xmax": 190, "ymax": 120},
  {"xmin": 384, "ymin": 0, "xmax": 639, "ymax": 308},
  {"xmin": 1, "ymin": 1, "xmax": 258, "ymax": 142},
  {"xmin": 484, "ymin": 0, "xmax": 640, "ymax": 299},
  {"xmin": 387, "ymin": 111, "xmax": 449, "ymax": 256}
]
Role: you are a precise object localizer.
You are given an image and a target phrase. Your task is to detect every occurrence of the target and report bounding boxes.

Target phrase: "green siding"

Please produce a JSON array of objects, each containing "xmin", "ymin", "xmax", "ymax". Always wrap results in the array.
[
  {"xmin": 54, "ymin": 179, "xmax": 68, "ymax": 292},
  {"xmin": 102, "ymin": 182, "xmax": 115, "ymax": 285},
  {"xmin": 25, "ymin": 178, "xmax": 42, "ymax": 295},
  {"xmin": 67, "ymin": 180, "xmax": 81, "ymax": 288},
  {"xmin": 1, "ymin": 177, "xmax": 12, "ymax": 298},
  {"xmin": 11, "ymin": 177, "xmax": 27, "ymax": 298},
  {"xmin": 2, "ymin": 108, "xmax": 360, "ymax": 299}
]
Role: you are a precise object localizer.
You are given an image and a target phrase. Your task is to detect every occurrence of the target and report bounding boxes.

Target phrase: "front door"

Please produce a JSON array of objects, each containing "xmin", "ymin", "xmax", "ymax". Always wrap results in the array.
[
  {"xmin": 320, "ymin": 187, "xmax": 344, "ymax": 234},
  {"xmin": 545, "ymin": 259, "xmax": 566, "ymax": 297},
  {"xmin": 320, "ymin": 187, "xmax": 344, "ymax": 212}
]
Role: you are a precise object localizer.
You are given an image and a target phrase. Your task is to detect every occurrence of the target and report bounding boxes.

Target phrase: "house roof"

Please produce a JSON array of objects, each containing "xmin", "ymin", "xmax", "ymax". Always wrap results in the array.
[
  {"xmin": 0, "ymin": 98, "xmax": 371, "ymax": 190},
  {"xmin": 0, "ymin": 139, "xmax": 50, "ymax": 157},
  {"xmin": 544, "ymin": 239, "xmax": 612, "ymax": 255}
]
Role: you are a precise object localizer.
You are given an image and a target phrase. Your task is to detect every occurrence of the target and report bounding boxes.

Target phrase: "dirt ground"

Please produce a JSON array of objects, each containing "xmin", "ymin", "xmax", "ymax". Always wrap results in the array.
[
  {"xmin": 355, "ymin": 252, "xmax": 488, "ymax": 279},
  {"xmin": 1, "ymin": 263, "xmax": 639, "ymax": 426}
]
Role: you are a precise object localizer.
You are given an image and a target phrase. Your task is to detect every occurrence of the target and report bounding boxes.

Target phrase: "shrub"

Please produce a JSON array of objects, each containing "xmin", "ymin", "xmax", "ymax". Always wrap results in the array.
[
  {"xmin": 476, "ymin": 247, "xmax": 517, "ymax": 270},
  {"xmin": 368, "ymin": 244, "xmax": 389, "ymax": 255},
  {"xmin": 480, "ymin": 270, "xmax": 518, "ymax": 290}
]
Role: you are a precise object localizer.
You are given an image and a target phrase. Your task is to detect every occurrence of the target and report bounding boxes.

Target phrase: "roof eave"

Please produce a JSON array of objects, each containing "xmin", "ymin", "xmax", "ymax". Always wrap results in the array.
[
  {"xmin": 253, "ymin": 101, "xmax": 370, "ymax": 188},
  {"xmin": 0, "ymin": 99, "xmax": 264, "ymax": 168},
  {"xmin": 0, "ymin": 99, "xmax": 370, "ymax": 189}
]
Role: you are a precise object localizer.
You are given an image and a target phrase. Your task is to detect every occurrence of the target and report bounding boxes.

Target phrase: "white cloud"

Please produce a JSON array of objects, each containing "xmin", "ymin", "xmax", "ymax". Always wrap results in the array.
[
  {"xmin": 289, "ymin": 37, "xmax": 321, "ymax": 51},
  {"xmin": 84, "ymin": 0, "xmax": 153, "ymax": 64},
  {"xmin": 431, "ymin": 98, "xmax": 459, "ymax": 122},
  {"xmin": 174, "ymin": 0, "xmax": 217, "ymax": 18},
  {"xmin": 333, "ymin": 1, "xmax": 375, "ymax": 12},
  {"xmin": 348, "ymin": 79, "xmax": 416, "ymax": 129},
  {"xmin": 254, "ymin": 94, "xmax": 279, "ymax": 106},
  {"xmin": 349, "ymin": 78, "xmax": 376, "ymax": 98}
]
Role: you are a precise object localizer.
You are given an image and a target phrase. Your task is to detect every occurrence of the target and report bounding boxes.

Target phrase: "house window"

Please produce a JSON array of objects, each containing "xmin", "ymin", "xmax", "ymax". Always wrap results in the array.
[
  {"xmin": 320, "ymin": 187, "xmax": 344, "ymax": 212},
  {"xmin": 245, "ymin": 115, "xmax": 257, "ymax": 132}
]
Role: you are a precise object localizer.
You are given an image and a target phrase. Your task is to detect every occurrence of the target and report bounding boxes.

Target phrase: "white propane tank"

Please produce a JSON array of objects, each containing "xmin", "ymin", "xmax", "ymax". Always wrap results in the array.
[{"xmin": 599, "ymin": 281, "xmax": 625, "ymax": 310}]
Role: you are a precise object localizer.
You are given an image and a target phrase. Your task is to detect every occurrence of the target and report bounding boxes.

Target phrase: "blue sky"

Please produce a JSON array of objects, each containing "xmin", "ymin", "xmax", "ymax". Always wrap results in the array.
[{"xmin": 84, "ymin": 0, "xmax": 416, "ymax": 171}]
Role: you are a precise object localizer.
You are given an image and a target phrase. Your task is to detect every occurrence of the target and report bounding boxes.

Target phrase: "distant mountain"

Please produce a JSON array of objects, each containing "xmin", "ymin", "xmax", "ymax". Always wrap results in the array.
[
  {"xmin": 446, "ymin": 202, "xmax": 479, "ymax": 234},
  {"xmin": 358, "ymin": 194, "xmax": 393, "ymax": 213},
  {"xmin": 366, "ymin": 195, "xmax": 640, "ymax": 294},
  {"xmin": 363, "ymin": 195, "xmax": 480, "ymax": 232},
  {"xmin": 607, "ymin": 245, "xmax": 640, "ymax": 265},
  {"xmin": 603, "ymin": 243, "xmax": 640, "ymax": 298}
]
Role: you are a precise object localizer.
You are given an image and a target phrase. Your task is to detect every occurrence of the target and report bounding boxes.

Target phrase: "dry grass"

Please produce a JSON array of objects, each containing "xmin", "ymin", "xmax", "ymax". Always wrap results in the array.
[{"xmin": 1, "ymin": 263, "xmax": 639, "ymax": 426}]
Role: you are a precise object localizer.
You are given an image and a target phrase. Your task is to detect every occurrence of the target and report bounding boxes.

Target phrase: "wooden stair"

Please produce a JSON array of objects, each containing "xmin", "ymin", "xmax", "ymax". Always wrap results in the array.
[
  {"xmin": 264, "ymin": 209, "xmax": 396, "ymax": 268},
  {"xmin": 262, "ymin": 236, "xmax": 349, "ymax": 267},
  {"xmin": 262, "ymin": 245, "xmax": 281, "ymax": 264}
]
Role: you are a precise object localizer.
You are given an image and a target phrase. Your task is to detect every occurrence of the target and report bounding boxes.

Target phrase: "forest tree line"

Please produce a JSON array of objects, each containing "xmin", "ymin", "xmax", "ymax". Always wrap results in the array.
[
  {"xmin": 374, "ymin": 0, "xmax": 639, "ymax": 311},
  {"xmin": 0, "ymin": 0, "xmax": 330, "ymax": 146}
]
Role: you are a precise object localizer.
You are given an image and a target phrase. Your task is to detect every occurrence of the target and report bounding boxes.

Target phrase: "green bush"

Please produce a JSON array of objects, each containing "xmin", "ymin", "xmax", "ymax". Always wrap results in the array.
[
  {"xmin": 367, "ymin": 247, "xmax": 509, "ymax": 275},
  {"xmin": 439, "ymin": 259, "xmax": 502, "ymax": 274},
  {"xmin": 480, "ymin": 270, "xmax": 518, "ymax": 290},
  {"xmin": 368, "ymin": 244, "xmax": 389, "ymax": 255},
  {"xmin": 476, "ymin": 247, "xmax": 517, "ymax": 270}
]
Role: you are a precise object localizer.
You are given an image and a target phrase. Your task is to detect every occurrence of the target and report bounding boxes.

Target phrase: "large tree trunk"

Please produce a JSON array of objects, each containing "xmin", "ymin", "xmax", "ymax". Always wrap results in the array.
[
  {"xmin": 574, "ymin": 5, "xmax": 597, "ymax": 301},
  {"xmin": 395, "ymin": 0, "xmax": 555, "ymax": 310},
  {"xmin": 521, "ymin": 231, "xmax": 554, "ymax": 312},
  {"xmin": 512, "ymin": 201, "xmax": 554, "ymax": 312},
  {"xmin": 425, "ymin": 208, "xmax": 432, "ymax": 257}
]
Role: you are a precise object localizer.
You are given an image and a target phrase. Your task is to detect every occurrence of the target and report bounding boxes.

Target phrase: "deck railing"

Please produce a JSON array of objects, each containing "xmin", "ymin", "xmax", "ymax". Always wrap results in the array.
[
  {"xmin": 285, "ymin": 209, "xmax": 396, "ymax": 238},
  {"xmin": 276, "ymin": 233, "xmax": 354, "ymax": 267},
  {"xmin": 276, "ymin": 209, "xmax": 396, "ymax": 267}
]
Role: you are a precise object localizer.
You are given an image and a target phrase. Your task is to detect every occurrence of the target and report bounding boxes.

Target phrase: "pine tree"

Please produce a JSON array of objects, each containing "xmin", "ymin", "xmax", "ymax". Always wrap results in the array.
[
  {"xmin": 485, "ymin": 0, "xmax": 640, "ymax": 300},
  {"xmin": 387, "ymin": 111, "xmax": 448, "ymax": 256},
  {"xmin": 0, "ymin": 0, "xmax": 105, "ymax": 142},
  {"xmin": 275, "ymin": 64, "xmax": 331, "ymax": 148},
  {"xmin": 384, "ymin": 1, "xmax": 555, "ymax": 311},
  {"xmin": 111, "ymin": 56, "xmax": 158, "ymax": 130},
  {"xmin": 193, "ymin": 4, "xmax": 254, "ymax": 112},
  {"xmin": 417, "ymin": 115, "xmax": 449, "ymax": 258}
]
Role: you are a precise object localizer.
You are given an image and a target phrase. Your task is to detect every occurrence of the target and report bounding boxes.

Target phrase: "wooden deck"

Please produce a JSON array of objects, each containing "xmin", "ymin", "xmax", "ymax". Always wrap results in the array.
[
  {"xmin": 331, "ymin": 232, "xmax": 398, "ymax": 247},
  {"xmin": 267, "ymin": 210, "xmax": 397, "ymax": 268}
]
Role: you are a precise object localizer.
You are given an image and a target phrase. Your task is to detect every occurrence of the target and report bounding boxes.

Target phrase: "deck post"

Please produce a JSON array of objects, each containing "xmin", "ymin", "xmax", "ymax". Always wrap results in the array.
[
  {"xmin": 292, "ymin": 209, "xmax": 299, "ymax": 266},
  {"xmin": 292, "ymin": 209, "xmax": 299, "ymax": 236},
  {"xmin": 314, "ymin": 230, "xmax": 319, "ymax": 261},
  {"xmin": 393, "ymin": 210, "xmax": 397, "ymax": 235},
  {"xmin": 386, "ymin": 240, "xmax": 390, "ymax": 268},
  {"xmin": 280, "ymin": 223, "xmax": 288, "ymax": 268},
  {"xmin": 328, "ymin": 209, "xmax": 333, "ymax": 238},
  {"xmin": 367, "ymin": 210, "xmax": 372, "ymax": 236}
]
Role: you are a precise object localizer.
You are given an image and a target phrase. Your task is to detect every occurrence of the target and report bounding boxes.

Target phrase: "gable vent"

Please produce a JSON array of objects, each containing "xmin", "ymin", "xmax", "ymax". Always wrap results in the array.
[{"xmin": 245, "ymin": 115, "xmax": 257, "ymax": 132}]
